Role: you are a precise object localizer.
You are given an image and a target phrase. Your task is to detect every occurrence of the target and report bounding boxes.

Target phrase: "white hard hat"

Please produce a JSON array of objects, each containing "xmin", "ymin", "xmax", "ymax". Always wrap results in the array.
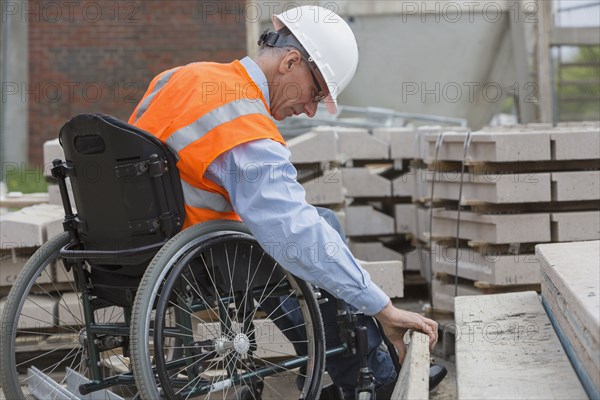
[{"xmin": 272, "ymin": 6, "xmax": 358, "ymax": 114}]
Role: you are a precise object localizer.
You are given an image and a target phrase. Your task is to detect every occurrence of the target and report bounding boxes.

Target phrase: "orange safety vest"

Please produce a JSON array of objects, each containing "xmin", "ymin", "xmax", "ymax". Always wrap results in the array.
[{"xmin": 129, "ymin": 60, "xmax": 286, "ymax": 229}]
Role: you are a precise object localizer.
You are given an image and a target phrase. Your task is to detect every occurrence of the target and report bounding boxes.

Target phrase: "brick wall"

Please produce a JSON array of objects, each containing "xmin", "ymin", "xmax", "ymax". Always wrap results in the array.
[{"xmin": 28, "ymin": 0, "xmax": 247, "ymax": 164}]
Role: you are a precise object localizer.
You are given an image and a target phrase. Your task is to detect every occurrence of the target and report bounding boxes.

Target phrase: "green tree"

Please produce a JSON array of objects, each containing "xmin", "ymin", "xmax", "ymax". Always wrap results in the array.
[{"xmin": 557, "ymin": 46, "xmax": 600, "ymax": 121}]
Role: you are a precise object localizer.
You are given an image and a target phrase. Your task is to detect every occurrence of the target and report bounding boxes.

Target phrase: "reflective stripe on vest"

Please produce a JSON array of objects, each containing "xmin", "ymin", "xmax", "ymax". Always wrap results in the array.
[
  {"xmin": 166, "ymin": 98, "xmax": 270, "ymax": 153},
  {"xmin": 180, "ymin": 180, "xmax": 232, "ymax": 213},
  {"xmin": 134, "ymin": 67, "xmax": 181, "ymax": 123},
  {"xmin": 129, "ymin": 60, "xmax": 286, "ymax": 228}
]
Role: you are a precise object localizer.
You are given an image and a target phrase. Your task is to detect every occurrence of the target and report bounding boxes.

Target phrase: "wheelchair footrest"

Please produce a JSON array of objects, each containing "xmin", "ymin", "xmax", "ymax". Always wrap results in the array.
[{"xmin": 27, "ymin": 366, "xmax": 125, "ymax": 400}]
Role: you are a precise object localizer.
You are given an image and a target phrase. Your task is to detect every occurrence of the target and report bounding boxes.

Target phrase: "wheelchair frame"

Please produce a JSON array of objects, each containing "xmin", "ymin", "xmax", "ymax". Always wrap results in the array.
[{"xmin": 0, "ymin": 114, "xmax": 381, "ymax": 400}]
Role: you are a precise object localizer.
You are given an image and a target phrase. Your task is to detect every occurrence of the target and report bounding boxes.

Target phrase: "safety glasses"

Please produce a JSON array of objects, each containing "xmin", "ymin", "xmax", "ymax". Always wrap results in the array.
[{"xmin": 302, "ymin": 58, "xmax": 327, "ymax": 103}]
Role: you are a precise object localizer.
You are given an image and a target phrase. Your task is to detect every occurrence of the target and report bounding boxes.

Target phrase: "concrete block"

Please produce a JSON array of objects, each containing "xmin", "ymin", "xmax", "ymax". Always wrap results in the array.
[
  {"xmin": 47, "ymin": 180, "xmax": 74, "ymax": 207},
  {"xmin": 392, "ymin": 172, "xmax": 416, "ymax": 198},
  {"xmin": 349, "ymin": 241, "xmax": 403, "ymax": 262},
  {"xmin": 392, "ymin": 168, "xmax": 428, "ymax": 199},
  {"xmin": 359, "ymin": 260, "xmax": 403, "ymax": 298},
  {"xmin": 395, "ymin": 204, "xmax": 417, "ymax": 234},
  {"xmin": 302, "ymin": 169, "xmax": 344, "ymax": 205},
  {"xmin": 416, "ymin": 207, "xmax": 434, "ymax": 243},
  {"xmin": 551, "ymin": 211, "xmax": 600, "ymax": 242},
  {"xmin": 54, "ymin": 262, "xmax": 74, "ymax": 283},
  {"xmin": 536, "ymin": 241, "xmax": 599, "ymax": 396},
  {"xmin": 551, "ymin": 171, "xmax": 600, "ymax": 202},
  {"xmin": 45, "ymin": 218, "xmax": 64, "ymax": 241},
  {"xmin": 288, "ymin": 129, "xmax": 338, "ymax": 164},
  {"xmin": 551, "ymin": 129, "xmax": 600, "ymax": 160},
  {"xmin": 431, "ymin": 210, "xmax": 551, "ymax": 243},
  {"xmin": 425, "ymin": 131, "xmax": 551, "ymax": 162},
  {"xmin": 43, "ymin": 138, "xmax": 64, "ymax": 178},
  {"xmin": 391, "ymin": 331, "xmax": 429, "ymax": 400},
  {"xmin": 0, "ymin": 204, "xmax": 64, "ymax": 247},
  {"xmin": 431, "ymin": 278, "xmax": 480, "ymax": 313},
  {"xmin": 404, "ymin": 247, "xmax": 428, "ymax": 272},
  {"xmin": 48, "ymin": 184, "xmax": 61, "ymax": 206},
  {"xmin": 0, "ymin": 295, "xmax": 57, "ymax": 329},
  {"xmin": 373, "ymin": 127, "xmax": 417, "ymax": 160},
  {"xmin": 430, "ymin": 242, "xmax": 540, "ymax": 285},
  {"xmin": 58, "ymin": 292, "xmax": 124, "ymax": 326},
  {"xmin": 334, "ymin": 210, "xmax": 346, "ymax": 234},
  {"xmin": 342, "ymin": 168, "xmax": 392, "ymax": 198},
  {"xmin": 429, "ymin": 173, "xmax": 552, "ymax": 204},
  {"xmin": 455, "ymin": 291, "xmax": 588, "ymax": 399},
  {"xmin": 344, "ymin": 205, "xmax": 395, "ymax": 237},
  {"xmin": 417, "ymin": 126, "xmax": 451, "ymax": 160},
  {"xmin": 334, "ymin": 127, "xmax": 389, "ymax": 162},
  {"xmin": 0, "ymin": 247, "xmax": 46, "ymax": 287}
]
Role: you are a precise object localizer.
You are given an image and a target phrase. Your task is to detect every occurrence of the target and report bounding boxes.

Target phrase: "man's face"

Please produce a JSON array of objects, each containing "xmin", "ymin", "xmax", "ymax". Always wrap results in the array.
[{"xmin": 270, "ymin": 51, "xmax": 328, "ymax": 121}]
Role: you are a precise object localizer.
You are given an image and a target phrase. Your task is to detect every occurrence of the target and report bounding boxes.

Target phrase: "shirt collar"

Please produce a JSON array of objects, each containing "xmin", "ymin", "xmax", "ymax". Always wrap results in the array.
[{"xmin": 240, "ymin": 56, "xmax": 270, "ymax": 109}]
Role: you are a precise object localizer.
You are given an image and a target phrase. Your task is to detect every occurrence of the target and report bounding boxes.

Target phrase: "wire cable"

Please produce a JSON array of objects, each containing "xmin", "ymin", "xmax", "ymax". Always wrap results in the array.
[
  {"xmin": 454, "ymin": 131, "xmax": 473, "ymax": 297},
  {"xmin": 428, "ymin": 131, "xmax": 447, "ymax": 311}
]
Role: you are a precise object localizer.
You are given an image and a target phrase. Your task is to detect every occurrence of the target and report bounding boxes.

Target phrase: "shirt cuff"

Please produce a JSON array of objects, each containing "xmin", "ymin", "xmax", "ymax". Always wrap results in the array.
[{"xmin": 349, "ymin": 281, "xmax": 391, "ymax": 316}]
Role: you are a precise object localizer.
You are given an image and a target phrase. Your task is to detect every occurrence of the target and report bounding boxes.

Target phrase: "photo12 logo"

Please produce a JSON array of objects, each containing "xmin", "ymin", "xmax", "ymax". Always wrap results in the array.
[
  {"xmin": 399, "ymin": 1, "xmax": 539, "ymax": 24},
  {"xmin": 2, "ymin": 1, "xmax": 139, "ymax": 24}
]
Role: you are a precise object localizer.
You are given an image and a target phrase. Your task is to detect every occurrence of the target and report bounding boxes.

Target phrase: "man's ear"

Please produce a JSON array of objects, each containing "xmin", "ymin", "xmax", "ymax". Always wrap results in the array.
[{"xmin": 279, "ymin": 49, "xmax": 302, "ymax": 74}]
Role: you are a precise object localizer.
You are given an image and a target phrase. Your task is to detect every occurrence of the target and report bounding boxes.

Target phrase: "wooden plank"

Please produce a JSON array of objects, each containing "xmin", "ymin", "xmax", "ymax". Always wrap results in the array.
[
  {"xmin": 426, "ymin": 159, "xmax": 600, "ymax": 175},
  {"xmin": 455, "ymin": 292, "xmax": 587, "ymax": 399},
  {"xmin": 391, "ymin": 332, "xmax": 430, "ymax": 399}
]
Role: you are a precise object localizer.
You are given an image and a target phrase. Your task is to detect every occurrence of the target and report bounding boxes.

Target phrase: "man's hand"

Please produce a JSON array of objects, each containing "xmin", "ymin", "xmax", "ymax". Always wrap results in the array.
[{"xmin": 374, "ymin": 301, "xmax": 438, "ymax": 363}]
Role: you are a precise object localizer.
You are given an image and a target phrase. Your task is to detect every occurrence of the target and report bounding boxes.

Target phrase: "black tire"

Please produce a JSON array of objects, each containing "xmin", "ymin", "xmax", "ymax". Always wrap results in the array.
[
  {"xmin": 130, "ymin": 221, "xmax": 325, "ymax": 399},
  {"xmin": 0, "ymin": 232, "xmax": 136, "ymax": 399}
]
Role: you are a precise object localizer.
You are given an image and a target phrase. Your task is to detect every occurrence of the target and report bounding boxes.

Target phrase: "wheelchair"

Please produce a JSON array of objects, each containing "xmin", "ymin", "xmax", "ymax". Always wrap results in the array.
[{"xmin": 0, "ymin": 114, "xmax": 388, "ymax": 400}]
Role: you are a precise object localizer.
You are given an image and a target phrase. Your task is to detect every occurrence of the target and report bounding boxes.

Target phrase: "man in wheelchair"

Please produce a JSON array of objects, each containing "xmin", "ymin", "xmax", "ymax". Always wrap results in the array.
[
  {"xmin": 127, "ymin": 5, "xmax": 444, "ymax": 399},
  {"xmin": 0, "ymin": 5, "xmax": 445, "ymax": 400}
]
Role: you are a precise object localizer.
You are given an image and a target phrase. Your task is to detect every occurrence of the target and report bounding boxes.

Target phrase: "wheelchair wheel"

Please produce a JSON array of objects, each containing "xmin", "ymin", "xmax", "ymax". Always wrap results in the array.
[
  {"xmin": 131, "ymin": 221, "xmax": 325, "ymax": 399},
  {"xmin": 0, "ymin": 232, "xmax": 137, "ymax": 399}
]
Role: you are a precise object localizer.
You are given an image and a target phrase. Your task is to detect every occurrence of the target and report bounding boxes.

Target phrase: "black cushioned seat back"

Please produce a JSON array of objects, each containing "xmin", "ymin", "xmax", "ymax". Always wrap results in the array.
[{"xmin": 59, "ymin": 113, "xmax": 184, "ymax": 266}]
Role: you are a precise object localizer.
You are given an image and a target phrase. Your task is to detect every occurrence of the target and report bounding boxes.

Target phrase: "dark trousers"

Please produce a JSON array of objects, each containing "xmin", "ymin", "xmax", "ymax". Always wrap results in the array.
[{"xmin": 262, "ymin": 207, "xmax": 397, "ymax": 398}]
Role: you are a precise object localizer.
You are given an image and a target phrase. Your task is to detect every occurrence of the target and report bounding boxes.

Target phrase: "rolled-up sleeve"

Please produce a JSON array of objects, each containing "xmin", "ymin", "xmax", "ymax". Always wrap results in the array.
[{"xmin": 204, "ymin": 139, "xmax": 390, "ymax": 316}]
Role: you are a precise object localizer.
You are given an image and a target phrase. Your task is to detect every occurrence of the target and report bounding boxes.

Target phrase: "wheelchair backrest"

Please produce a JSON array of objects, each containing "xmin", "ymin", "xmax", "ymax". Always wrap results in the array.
[{"xmin": 59, "ymin": 114, "xmax": 184, "ymax": 265}]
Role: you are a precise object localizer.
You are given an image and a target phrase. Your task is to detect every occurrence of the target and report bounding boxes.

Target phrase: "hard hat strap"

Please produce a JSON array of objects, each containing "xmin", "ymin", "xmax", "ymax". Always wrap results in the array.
[{"xmin": 258, "ymin": 29, "xmax": 312, "ymax": 61}]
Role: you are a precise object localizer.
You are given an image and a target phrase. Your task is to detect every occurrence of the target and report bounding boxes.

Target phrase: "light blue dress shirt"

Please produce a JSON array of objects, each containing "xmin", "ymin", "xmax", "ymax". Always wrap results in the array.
[{"xmin": 204, "ymin": 57, "xmax": 390, "ymax": 316}]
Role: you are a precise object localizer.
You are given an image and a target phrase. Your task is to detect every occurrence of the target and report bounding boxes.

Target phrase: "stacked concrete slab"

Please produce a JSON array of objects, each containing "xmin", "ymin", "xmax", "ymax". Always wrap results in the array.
[
  {"xmin": 373, "ymin": 126, "xmax": 474, "ymax": 283},
  {"xmin": 288, "ymin": 126, "xmax": 407, "ymax": 298},
  {"xmin": 0, "ymin": 203, "xmax": 66, "ymax": 335},
  {"xmin": 536, "ymin": 241, "xmax": 600, "ymax": 399},
  {"xmin": 420, "ymin": 123, "xmax": 600, "ymax": 312}
]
